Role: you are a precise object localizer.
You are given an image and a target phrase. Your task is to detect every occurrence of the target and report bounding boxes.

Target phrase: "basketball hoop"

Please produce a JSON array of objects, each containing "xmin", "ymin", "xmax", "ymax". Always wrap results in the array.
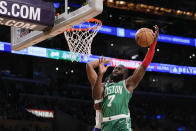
[{"xmin": 64, "ymin": 18, "xmax": 102, "ymax": 61}]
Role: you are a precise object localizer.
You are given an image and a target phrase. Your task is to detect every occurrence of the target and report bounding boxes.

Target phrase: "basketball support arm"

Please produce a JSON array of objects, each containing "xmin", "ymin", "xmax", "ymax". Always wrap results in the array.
[{"xmin": 11, "ymin": 0, "xmax": 103, "ymax": 51}]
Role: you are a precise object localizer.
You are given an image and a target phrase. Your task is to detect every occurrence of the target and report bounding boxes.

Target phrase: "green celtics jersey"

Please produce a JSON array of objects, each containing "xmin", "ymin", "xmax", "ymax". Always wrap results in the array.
[{"xmin": 102, "ymin": 80, "xmax": 132, "ymax": 118}]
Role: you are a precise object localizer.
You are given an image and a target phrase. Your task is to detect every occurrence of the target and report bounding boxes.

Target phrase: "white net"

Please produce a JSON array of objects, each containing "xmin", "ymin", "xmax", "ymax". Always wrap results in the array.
[{"xmin": 64, "ymin": 18, "xmax": 102, "ymax": 61}]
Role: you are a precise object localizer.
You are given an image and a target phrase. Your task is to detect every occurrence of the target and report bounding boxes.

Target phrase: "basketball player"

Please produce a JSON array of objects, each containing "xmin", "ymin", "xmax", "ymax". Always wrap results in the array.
[
  {"xmin": 92, "ymin": 25, "xmax": 159, "ymax": 131},
  {"xmin": 86, "ymin": 58, "xmax": 110, "ymax": 131}
]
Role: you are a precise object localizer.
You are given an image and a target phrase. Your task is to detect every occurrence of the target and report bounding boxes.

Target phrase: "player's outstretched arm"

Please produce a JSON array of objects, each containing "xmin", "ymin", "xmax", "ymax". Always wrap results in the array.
[
  {"xmin": 86, "ymin": 58, "xmax": 110, "ymax": 88},
  {"xmin": 93, "ymin": 56, "xmax": 109, "ymax": 100},
  {"xmin": 86, "ymin": 60, "xmax": 99, "ymax": 88},
  {"xmin": 125, "ymin": 25, "xmax": 159, "ymax": 94}
]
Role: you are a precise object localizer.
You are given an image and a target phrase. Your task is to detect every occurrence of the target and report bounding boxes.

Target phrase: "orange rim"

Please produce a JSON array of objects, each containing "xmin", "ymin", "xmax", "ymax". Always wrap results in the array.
[{"xmin": 66, "ymin": 18, "xmax": 102, "ymax": 31}]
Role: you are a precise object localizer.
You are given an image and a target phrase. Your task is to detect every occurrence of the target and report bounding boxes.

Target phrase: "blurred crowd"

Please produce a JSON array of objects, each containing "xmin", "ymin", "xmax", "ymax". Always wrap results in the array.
[{"xmin": 0, "ymin": 69, "xmax": 196, "ymax": 131}]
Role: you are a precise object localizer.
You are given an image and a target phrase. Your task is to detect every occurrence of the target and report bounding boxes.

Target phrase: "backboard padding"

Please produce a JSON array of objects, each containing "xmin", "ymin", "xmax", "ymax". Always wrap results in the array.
[{"xmin": 11, "ymin": 0, "xmax": 103, "ymax": 51}]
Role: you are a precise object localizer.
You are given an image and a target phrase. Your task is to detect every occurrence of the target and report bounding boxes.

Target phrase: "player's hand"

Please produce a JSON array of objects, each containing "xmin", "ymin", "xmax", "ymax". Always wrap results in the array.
[
  {"xmin": 98, "ymin": 56, "xmax": 109, "ymax": 75},
  {"xmin": 104, "ymin": 58, "xmax": 111, "ymax": 64},
  {"xmin": 153, "ymin": 25, "xmax": 159, "ymax": 41},
  {"xmin": 94, "ymin": 103, "xmax": 102, "ymax": 110}
]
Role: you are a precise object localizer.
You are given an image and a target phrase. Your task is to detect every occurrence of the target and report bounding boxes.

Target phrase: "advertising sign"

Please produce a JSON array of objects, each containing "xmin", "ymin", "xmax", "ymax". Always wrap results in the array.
[{"xmin": 27, "ymin": 109, "xmax": 54, "ymax": 118}]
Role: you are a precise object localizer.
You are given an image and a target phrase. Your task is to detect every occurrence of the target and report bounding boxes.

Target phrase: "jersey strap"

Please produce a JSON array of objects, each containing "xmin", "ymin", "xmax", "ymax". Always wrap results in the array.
[{"xmin": 102, "ymin": 113, "xmax": 130, "ymax": 122}]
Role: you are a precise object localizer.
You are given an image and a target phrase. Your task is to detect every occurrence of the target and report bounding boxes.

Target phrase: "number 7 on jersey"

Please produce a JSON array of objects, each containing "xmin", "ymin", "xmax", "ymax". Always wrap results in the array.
[{"xmin": 107, "ymin": 95, "xmax": 115, "ymax": 107}]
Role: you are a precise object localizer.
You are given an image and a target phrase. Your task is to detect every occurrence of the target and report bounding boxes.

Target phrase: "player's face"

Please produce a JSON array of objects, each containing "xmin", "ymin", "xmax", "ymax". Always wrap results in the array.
[
  {"xmin": 112, "ymin": 65, "xmax": 124, "ymax": 77},
  {"xmin": 110, "ymin": 65, "xmax": 126, "ymax": 82}
]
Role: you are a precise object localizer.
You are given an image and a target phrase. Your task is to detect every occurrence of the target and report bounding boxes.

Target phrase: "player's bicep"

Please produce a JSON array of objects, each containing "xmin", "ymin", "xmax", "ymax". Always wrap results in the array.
[
  {"xmin": 99, "ymin": 84, "xmax": 105, "ymax": 98},
  {"xmin": 125, "ymin": 64, "xmax": 146, "ymax": 92},
  {"xmin": 93, "ymin": 84, "xmax": 104, "ymax": 100}
]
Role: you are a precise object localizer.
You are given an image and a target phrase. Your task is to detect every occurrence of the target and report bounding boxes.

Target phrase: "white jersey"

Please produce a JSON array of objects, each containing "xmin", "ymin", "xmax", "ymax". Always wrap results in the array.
[
  {"xmin": 94, "ymin": 99, "xmax": 103, "ymax": 129},
  {"xmin": 95, "ymin": 110, "xmax": 102, "ymax": 128}
]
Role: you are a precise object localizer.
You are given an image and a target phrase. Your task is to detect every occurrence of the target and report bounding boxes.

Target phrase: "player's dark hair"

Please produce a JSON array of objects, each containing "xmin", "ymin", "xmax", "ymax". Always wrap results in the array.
[{"xmin": 104, "ymin": 74, "xmax": 112, "ymax": 83}]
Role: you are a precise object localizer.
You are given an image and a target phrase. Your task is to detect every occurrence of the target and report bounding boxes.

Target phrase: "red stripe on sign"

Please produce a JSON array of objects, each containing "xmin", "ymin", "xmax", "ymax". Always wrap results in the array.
[{"xmin": 111, "ymin": 58, "xmax": 141, "ymax": 69}]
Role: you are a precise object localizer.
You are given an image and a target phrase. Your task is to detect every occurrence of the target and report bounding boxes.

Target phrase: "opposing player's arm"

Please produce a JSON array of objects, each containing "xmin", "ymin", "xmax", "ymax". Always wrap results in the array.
[
  {"xmin": 86, "ymin": 58, "xmax": 110, "ymax": 88},
  {"xmin": 126, "ymin": 25, "xmax": 159, "ymax": 94},
  {"xmin": 93, "ymin": 75, "xmax": 105, "ymax": 100},
  {"xmin": 86, "ymin": 60, "xmax": 99, "ymax": 88},
  {"xmin": 93, "ymin": 57, "xmax": 109, "ymax": 100}
]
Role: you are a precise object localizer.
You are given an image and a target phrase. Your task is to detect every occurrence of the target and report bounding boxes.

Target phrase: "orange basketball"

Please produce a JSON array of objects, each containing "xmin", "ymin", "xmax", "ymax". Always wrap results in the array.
[{"xmin": 135, "ymin": 28, "xmax": 154, "ymax": 47}]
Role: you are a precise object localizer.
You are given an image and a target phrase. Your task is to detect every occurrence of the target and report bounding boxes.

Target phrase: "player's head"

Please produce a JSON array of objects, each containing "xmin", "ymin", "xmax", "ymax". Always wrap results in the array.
[{"xmin": 109, "ymin": 64, "xmax": 129, "ymax": 82}]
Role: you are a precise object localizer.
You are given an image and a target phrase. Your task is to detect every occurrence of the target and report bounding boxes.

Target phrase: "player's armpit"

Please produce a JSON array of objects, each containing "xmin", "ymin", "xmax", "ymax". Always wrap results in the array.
[{"xmin": 125, "ymin": 64, "xmax": 146, "ymax": 93}]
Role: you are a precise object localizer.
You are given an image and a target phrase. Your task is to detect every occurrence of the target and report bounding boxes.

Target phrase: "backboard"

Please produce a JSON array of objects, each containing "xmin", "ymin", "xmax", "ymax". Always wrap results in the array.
[{"xmin": 10, "ymin": 0, "xmax": 103, "ymax": 51}]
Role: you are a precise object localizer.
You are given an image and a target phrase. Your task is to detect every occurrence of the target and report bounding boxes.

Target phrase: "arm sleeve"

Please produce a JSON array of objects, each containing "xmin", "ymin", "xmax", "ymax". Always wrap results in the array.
[{"xmin": 142, "ymin": 41, "xmax": 157, "ymax": 69}]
